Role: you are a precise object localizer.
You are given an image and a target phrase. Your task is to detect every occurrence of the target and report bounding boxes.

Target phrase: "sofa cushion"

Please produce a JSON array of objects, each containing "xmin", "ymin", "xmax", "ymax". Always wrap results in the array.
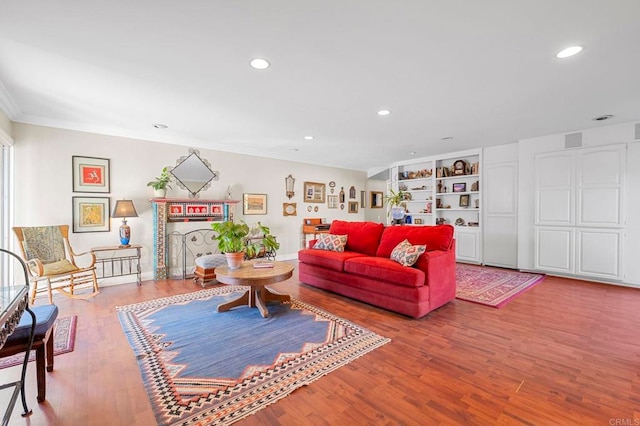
[
  {"xmin": 344, "ymin": 256, "xmax": 425, "ymax": 288},
  {"xmin": 313, "ymin": 234, "xmax": 348, "ymax": 252},
  {"xmin": 377, "ymin": 225, "xmax": 454, "ymax": 258},
  {"xmin": 390, "ymin": 239, "xmax": 426, "ymax": 266},
  {"xmin": 328, "ymin": 220, "xmax": 385, "ymax": 256},
  {"xmin": 298, "ymin": 248, "xmax": 367, "ymax": 272}
]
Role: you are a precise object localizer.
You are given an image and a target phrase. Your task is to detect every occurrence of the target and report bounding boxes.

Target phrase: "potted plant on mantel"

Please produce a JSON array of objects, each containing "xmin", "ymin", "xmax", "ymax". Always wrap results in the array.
[
  {"xmin": 147, "ymin": 167, "xmax": 173, "ymax": 198},
  {"xmin": 210, "ymin": 221, "xmax": 280, "ymax": 269}
]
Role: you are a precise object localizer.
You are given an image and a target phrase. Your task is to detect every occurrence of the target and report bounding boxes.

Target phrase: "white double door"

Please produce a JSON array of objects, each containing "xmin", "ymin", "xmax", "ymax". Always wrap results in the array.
[{"xmin": 534, "ymin": 145, "xmax": 625, "ymax": 280}]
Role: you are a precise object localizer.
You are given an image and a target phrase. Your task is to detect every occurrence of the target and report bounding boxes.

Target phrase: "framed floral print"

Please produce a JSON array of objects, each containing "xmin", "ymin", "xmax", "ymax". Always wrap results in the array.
[
  {"xmin": 72, "ymin": 156, "xmax": 110, "ymax": 193},
  {"xmin": 72, "ymin": 196, "xmax": 110, "ymax": 233}
]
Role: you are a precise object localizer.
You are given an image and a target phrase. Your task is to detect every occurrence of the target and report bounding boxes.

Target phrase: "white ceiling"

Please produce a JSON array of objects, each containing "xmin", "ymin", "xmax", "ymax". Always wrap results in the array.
[{"xmin": 1, "ymin": 1, "xmax": 639, "ymax": 173}]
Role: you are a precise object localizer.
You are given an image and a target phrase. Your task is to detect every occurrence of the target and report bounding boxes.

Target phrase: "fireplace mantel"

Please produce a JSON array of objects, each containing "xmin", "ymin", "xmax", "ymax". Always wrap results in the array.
[{"xmin": 150, "ymin": 198, "xmax": 239, "ymax": 279}]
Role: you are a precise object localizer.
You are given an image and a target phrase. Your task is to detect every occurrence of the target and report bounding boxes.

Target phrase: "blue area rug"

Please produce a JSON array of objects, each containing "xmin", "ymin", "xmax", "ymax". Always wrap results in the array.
[{"xmin": 117, "ymin": 286, "xmax": 390, "ymax": 425}]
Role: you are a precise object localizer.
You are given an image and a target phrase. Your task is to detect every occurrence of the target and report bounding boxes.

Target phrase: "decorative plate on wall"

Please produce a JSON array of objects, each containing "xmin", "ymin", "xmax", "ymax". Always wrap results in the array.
[{"xmin": 283, "ymin": 202, "xmax": 297, "ymax": 216}]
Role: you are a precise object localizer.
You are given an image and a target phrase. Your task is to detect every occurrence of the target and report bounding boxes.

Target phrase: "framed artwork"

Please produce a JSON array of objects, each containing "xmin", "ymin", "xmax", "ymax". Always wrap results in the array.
[
  {"xmin": 349, "ymin": 186, "xmax": 356, "ymax": 199},
  {"xmin": 360, "ymin": 190, "xmax": 366, "ymax": 208},
  {"xmin": 414, "ymin": 218, "xmax": 424, "ymax": 225},
  {"xmin": 453, "ymin": 183, "xmax": 466, "ymax": 193},
  {"xmin": 459, "ymin": 194, "xmax": 470, "ymax": 207},
  {"xmin": 304, "ymin": 181, "xmax": 326, "ymax": 203},
  {"xmin": 327, "ymin": 195, "xmax": 339, "ymax": 209},
  {"xmin": 348, "ymin": 201, "xmax": 358, "ymax": 213},
  {"xmin": 243, "ymin": 193, "xmax": 267, "ymax": 215},
  {"xmin": 283, "ymin": 202, "xmax": 297, "ymax": 216},
  {"xmin": 370, "ymin": 191, "xmax": 384, "ymax": 208},
  {"xmin": 72, "ymin": 156, "xmax": 110, "ymax": 193},
  {"xmin": 72, "ymin": 196, "xmax": 110, "ymax": 233}
]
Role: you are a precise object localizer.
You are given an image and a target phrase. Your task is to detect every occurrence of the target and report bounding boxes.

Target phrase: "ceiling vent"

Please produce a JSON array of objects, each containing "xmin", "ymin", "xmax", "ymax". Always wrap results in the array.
[
  {"xmin": 635, "ymin": 123, "xmax": 640, "ymax": 140},
  {"xmin": 565, "ymin": 132, "xmax": 582, "ymax": 149}
]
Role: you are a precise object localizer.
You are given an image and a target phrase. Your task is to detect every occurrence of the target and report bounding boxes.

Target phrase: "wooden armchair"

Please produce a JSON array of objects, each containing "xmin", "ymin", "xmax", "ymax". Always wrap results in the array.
[{"xmin": 12, "ymin": 225, "xmax": 99, "ymax": 304}]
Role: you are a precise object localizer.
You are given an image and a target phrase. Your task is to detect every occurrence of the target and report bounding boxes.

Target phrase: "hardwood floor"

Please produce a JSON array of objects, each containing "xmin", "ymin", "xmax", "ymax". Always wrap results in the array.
[{"xmin": 1, "ymin": 263, "xmax": 639, "ymax": 425}]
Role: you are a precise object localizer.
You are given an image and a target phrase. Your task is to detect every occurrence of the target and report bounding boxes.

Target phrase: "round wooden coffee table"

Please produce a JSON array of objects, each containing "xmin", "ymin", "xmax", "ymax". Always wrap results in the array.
[{"xmin": 214, "ymin": 260, "xmax": 294, "ymax": 318}]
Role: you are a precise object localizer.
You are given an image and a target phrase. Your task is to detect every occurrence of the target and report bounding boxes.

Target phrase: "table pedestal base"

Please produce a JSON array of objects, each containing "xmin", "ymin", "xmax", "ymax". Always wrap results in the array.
[{"xmin": 218, "ymin": 286, "xmax": 291, "ymax": 318}]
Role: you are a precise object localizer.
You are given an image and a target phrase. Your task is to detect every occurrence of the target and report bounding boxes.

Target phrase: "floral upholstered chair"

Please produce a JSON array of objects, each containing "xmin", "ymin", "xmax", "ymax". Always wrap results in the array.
[{"xmin": 12, "ymin": 225, "xmax": 99, "ymax": 304}]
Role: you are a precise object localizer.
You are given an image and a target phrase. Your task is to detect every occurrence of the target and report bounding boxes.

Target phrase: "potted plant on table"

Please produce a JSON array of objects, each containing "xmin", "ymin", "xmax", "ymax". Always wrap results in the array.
[
  {"xmin": 147, "ymin": 167, "xmax": 173, "ymax": 198},
  {"xmin": 210, "ymin": 221, "xmax": 280, "ymax": 269},
  {"xmin": 245, "ymin": 222, "xmax": 280, "ymax": 260}
]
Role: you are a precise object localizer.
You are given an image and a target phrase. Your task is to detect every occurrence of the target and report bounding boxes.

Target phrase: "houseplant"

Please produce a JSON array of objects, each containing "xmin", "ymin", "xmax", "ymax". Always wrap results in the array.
[
  {"xmin": 210, "ymin": 221, "xmax": 279, "ymax": 269},
  {"xmin": 245, "ymin": 222, "xmax": 280, "ymax": 260},
  {"xmin": 384, "ymin": 188, "xmax": 409, "ymax": 224},
  {"xmin": 147, "ymin": 167, "xmax": 173, "ymax": 198}
]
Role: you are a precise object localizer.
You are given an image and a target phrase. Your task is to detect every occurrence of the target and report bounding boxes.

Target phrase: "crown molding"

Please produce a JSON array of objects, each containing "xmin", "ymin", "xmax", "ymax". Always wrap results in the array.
[{"xmin": 0, "ymin": 79, "xmax": 20, "ymax": 119}]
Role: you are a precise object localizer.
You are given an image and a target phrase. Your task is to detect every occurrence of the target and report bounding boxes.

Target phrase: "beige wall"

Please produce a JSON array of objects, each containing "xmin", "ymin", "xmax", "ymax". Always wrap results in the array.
[{"xmin": 12, "ymin": 123, "xmax": 372, "ymax": 282}]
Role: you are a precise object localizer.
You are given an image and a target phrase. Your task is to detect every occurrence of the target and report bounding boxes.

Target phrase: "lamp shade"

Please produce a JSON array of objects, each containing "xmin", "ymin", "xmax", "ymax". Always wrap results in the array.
[
  {"xmin": 112, "ymin": 200, "xmax": 138, "ymax": 247},
  {"xmin": 112, "ymin": 200, "xmax": 138, "ymax": 218}
]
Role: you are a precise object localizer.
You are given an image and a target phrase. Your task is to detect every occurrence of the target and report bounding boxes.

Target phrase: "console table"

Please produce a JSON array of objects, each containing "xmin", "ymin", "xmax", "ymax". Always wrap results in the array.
[
  {"xmin": 0, "ymin": 249, "xmax": 36, "ymax": 424},
  {"xmin": 150, "ymin": 198, "xmax": 239, "ymax": 280},
  {"xmin": 91, "ymin": 245, "xmax": 142, "ymax": 285}
]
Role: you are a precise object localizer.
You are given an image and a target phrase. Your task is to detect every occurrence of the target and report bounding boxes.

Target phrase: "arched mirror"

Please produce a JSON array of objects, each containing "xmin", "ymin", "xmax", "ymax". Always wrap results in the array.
[{"xmin": 170, "ymin": 149, "xmax": 219, "ymax": 198}]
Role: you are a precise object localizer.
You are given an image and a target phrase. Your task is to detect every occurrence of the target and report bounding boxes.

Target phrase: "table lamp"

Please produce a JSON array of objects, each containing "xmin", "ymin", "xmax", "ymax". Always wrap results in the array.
[{"xmin": 112, "ymin": 199, "xmax": 138, "ymax": 247}]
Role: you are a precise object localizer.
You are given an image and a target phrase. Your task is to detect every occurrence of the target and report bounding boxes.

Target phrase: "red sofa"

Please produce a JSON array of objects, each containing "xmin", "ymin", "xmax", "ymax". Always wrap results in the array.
[{"xmin": 298, "ymin": 220, "xmax": 456, "ymax": 318}]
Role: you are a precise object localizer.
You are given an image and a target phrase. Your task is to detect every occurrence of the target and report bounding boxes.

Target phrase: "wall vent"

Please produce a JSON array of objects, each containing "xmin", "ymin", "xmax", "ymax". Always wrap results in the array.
[
  {"xmin": 635, "ymin": 123, "xmax": 640, "ymax": 140},
  {"xmin": 565, "ymin": 132, "xmax": 582, "ymax": 149}
]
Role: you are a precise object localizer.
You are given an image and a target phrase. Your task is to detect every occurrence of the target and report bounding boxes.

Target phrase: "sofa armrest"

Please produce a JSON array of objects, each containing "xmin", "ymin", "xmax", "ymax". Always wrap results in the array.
[
  {"xmin": 415, "ymin": 240, "xmax": 456, "ymax": 310},
  {"xmin": 308, "ymin": 239, "xmax": 318, "ymax": 249}
]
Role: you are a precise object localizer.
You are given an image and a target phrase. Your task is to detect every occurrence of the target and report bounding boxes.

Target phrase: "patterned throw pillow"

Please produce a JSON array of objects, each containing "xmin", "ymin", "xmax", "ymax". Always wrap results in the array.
[
  {"xmin": 313, "ymin": 234, "xmax": 348, "ymax": 252},
  {"xmin": 390, "ymin": 239, "xmax": 427, "ymax": 267}
]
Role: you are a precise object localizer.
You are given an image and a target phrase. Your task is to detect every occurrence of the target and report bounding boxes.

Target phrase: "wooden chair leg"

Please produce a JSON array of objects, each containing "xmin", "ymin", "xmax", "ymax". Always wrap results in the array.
[
  {"xmin": 45, "ymin": 331, "xmax": 54, "ymax": 372},
  {"xmin": 35, "ymin": 344, "xmax": 46, "ymax": 402},
  {"xmin": 46, "ymin": 278, "xmax": 53, "ymax": 305}
]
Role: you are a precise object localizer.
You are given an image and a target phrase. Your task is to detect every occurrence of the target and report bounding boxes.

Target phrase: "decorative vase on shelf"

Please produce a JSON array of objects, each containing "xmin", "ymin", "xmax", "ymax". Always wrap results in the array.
[{"xmin": 154, "ymin": 188, "xmax": 166, "ymax": 198}]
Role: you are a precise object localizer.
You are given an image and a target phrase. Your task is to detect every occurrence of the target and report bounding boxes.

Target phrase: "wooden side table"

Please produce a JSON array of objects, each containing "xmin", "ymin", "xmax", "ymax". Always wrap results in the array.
[{"xmin": 91, "ymin": 245, "xmax": 142, "ymax": 285}]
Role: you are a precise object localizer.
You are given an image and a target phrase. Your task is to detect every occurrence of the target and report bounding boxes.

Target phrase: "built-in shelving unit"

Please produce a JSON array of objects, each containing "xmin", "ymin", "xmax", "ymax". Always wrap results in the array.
[{"xmin": 390, "ymin": 149, "xmax": 482, "ymax": 263}]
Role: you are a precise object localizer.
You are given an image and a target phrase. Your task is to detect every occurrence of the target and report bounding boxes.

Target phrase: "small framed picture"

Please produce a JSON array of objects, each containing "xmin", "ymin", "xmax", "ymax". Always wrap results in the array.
[
  {"xmin": 327, "ymin": 195, "xmax": 339, "ymax": 209},
  {"xmin": 348, "ymin": 201, "xmax": 358, "ymax": 213},
  {"xmin": 72, "ymin": 196, "xmax": 110, "ymax": 233},
  {"xmin": 459, "ymin": 194, "xmax": 470, "ymax": 207},
  {"xmin": 243, "ymin": 193, "xmax": 267, "ymax": 215},
  {"xmin": 303, "ymin": 181, "xmax": 326, "ymax": 203},
  {"xmin": 453, "ymin": 183, "xmax": 466, "ymax": 193},
  {"xmin": 72, "ymin": 156, "xmax": 110, "ymax": 193},
  {"xmin": 414, "ymin": 218, "xmax": 424, "ymax": 225},
  {"xmin": 370, "ymin": 191, "xmax": 384, "ymax": 208},
  {"xmin": 283, "ymin": 202, "xmax": 297, "ymax": 216},
  {"xmin": 360, "ymin": 190, "xmax": 366, "ymax": 208}
]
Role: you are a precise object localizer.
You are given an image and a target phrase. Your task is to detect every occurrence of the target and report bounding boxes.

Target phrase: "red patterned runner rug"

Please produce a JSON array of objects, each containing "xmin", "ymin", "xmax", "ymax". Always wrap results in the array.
[
  {"xmin": 0, "ymin": 315, "xmax": 77, "ymax": 369},
  {"xmin": 456, "ymin": 264, "xmax": 544, "ymax": 307},
  {"xmin": 117, "ymin": 286, "xmax": 390, "ymax": 425}
]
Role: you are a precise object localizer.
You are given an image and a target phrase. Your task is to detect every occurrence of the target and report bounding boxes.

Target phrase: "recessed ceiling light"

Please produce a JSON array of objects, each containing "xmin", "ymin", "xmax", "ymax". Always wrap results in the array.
[
  {"xmin": 409, "ymin": 151, "xmax": 416, "ymax": 155},
  {"xmin": 153, "ymin": 123, "xmax": 168, "ymax": 129},
  {"xmin": 592, "ymin": 114, "xmax": 614, "ymax": 121},
  {"xmin": 250, "ymin": 58, "xmax": 270, "ymax": 70},
  {"xmin": 304, "ymin": 136, "xmax": 314, "ymax": 140},
  {"xmin": 377, "ymin": 110, "xmax": 391, "ymax": 116},
  {"xmin": 556, "ymin": 46, "xmax": 583, "ymax": 59}
]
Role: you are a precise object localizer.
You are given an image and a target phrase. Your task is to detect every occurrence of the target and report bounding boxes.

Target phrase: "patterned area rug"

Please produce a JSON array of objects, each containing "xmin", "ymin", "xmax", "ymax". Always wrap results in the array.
[
  {"xmin": 117, "ymin": 286, "xmax": 390, "ymax": 426},
  {"xmin": 0, "ymin": 315, "xmax": 77, "ymax": 369},
  {"xmin": 456, "ymin": 263, "xmax": 545, "ymax": 307}
]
